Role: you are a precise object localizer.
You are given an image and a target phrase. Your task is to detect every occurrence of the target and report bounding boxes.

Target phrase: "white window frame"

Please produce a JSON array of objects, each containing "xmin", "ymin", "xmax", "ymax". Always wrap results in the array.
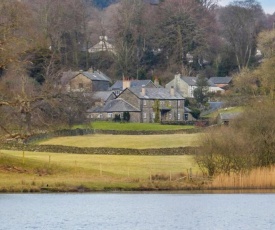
[
  {"xmin": 178, "ymin": 113, "xmax": 181, "ymax": 120},
  {"xmin": 143, "ymin": 112, "xmax": 147, "ymax": 119},
  {"xmin": 107, "ymin": 113, "xmax": 113, "ymax": 118}
]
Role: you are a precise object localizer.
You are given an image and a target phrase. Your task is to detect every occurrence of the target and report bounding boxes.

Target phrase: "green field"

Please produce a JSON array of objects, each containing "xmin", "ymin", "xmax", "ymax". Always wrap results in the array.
[
  {"xmin": 75, "ymin": 121, "xmax": 194, "ymax": 131},
  {"xmin": 0, "ymin": 150, "xmax": 199, "ymax": 192},
  {"xmin": 39, "ymin": 133, "xmax": 200, "ymax": 149},
  {"xmin": 0, "ymin": 125, "xmax": 201, "ymax": 192}
]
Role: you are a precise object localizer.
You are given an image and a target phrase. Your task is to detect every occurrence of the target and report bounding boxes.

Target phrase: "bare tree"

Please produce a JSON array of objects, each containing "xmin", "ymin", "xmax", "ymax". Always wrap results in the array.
[{"xmin": 218, "ymin": 0, "xmax": 265, "ymax": 71}]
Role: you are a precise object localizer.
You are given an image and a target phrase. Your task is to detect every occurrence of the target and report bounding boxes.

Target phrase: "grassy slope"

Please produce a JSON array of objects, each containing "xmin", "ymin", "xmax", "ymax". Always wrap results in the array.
[
  {"xmin": 0, "ymin": 122, "xmax": 200, "ymax": 192},
  {"xmin": 38, "ymin": 133, "xmax": 200, "ymax": 149},
  {"xmin": 0, "ymin": 150, "xmax": 199, "ymax": 191},
  {"xmin": 202, "ymin": 106, "xmax": 244, "ymax": 118}
]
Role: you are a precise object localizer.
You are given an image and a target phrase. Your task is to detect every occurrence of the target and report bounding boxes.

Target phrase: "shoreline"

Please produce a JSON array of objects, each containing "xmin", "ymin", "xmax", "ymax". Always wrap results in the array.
[{"xmin": 1, "ymin": 186, "xmax": 275, "ymax": 194}]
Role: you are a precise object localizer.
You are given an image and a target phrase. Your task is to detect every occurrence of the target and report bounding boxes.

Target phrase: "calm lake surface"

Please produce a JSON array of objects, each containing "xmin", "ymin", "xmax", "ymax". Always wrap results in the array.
[{"xmin": 1, "ymin": 193, "xmax": 275, "ymax": 230}]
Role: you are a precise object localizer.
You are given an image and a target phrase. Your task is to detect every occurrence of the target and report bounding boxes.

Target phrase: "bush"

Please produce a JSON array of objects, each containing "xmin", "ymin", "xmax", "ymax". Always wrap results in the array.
[
  {"xmin": 196, "ymin": 100, "xmax": 275, "ymax": 176},
  {"xmin": 113, "ymin": 114, "xmax": 121, "ymax": 122},
  {"xmin": 123, "ymin": 112, "xmax": 130, "ymax": 122}
]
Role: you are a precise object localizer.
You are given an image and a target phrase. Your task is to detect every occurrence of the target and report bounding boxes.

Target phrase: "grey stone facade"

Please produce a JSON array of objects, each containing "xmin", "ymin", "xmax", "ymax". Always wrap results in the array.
[{"xmin": 117, "ymin": 87, "xmax": 186, "ymax": 123}]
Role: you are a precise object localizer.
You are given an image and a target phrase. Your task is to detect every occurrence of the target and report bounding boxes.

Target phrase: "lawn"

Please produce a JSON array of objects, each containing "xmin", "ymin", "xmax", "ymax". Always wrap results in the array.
[
  {"xmin": 74, "ymin": 121, "xmax": 194, "ymax": 131},
  {"xmin": 38, "ymin": 133, "xmax": 200, "ymax": 149}
]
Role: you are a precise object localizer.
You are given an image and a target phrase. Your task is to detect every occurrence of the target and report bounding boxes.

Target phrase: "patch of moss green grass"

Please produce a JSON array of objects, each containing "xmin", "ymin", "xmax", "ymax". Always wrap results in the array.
[
  {"xmin": 0, "ymin": 150, "xmax": 199, "ymax": 192},
  {"xmin": 202, "ymin": 106, "xmax": 244, "ymax": 119},
  {"xmin": 38, "ymin": 133, "xmax": 200, "ymax": 149},
  {"xmin": 75, "ymin": 121, "xmax": 194, "ymax": 131}
]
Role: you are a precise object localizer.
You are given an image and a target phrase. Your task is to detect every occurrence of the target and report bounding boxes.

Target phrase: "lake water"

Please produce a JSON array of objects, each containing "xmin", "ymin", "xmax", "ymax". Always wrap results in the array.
[{"xmin": 0, "ymin": 192, "xmax": 274, "ymax": 230}]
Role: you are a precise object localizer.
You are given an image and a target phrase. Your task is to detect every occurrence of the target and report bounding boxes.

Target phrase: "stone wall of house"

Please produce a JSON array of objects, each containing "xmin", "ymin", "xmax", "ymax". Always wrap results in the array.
[
  {"xmin": 69, "ymin": 74, "xmax": 92, "ymax": 91},
  {"xmin": 129, "ymin": 112, "xmax": 141, "ymax": 122},
  {"xmin": 118, "ymin": 89, "xmax": 140, "ymax": 109},
  {"xmin": 87, "ymin": 111, "xmax": 141, "ymax": 122}
]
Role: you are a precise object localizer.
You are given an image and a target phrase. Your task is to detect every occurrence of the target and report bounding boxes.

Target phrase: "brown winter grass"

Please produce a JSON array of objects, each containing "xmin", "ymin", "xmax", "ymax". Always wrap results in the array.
[
  {"xmin": 38, "ymin": 133, "xmax": 200, "ymax": 149},
  {"xmin": 209, "ymin": 167, "xmax": 275, "ymax": 189}
]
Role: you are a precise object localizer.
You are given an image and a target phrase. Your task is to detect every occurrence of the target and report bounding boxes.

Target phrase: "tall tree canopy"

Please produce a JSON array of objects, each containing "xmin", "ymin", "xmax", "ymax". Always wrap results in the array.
[{"xmin": 218, "ymin": 0, "xmax": 265, "ymax": 71}]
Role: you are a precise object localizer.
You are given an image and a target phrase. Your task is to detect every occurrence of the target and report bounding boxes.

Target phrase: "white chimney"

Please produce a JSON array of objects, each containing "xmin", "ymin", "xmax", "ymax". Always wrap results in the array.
[
  {"xmin": 170, "ymin": 86, "xmax": 175, "ymax": 96},
  {"xmin": 122, "ymin": 78, "xmax": 131, "ymax": 90},
  {"xmin": 141, "ymin": 85, "xmax": 146, "ymax": 96}
]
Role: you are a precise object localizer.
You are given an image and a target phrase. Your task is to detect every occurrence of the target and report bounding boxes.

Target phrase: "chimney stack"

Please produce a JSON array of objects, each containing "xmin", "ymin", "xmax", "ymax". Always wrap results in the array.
[
  {"xmin": 170, "ymin": 86, "xmax": 175, "ymax": 96},
  {"xmin": 154, "ymin": 77, "xmax": 159, "ymax": 86},
  {"xmin": 122, "ymin": 77, "xmax": 131, "ymax": 90},
  {"xmin": 141, "ymin": 85, "xmax": 146, "ymax": 96}
]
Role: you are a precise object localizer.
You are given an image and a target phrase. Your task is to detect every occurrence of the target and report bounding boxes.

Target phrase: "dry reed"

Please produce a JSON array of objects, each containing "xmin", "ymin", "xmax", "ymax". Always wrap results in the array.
[{"xmin": 210, "ymin": 167, "xmax": 275, "ymax": 189}]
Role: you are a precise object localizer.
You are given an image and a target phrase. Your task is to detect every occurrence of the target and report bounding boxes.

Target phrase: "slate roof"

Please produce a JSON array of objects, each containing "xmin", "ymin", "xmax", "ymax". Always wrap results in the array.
[
  {"xmin": 181, "ymin": 77, "xmax": 216, "ymax": 87},
  {"xmin": 88, "ymin": 41, "xmax": 115, "ymax": 53},
  {"xmin": 184, "ymin": 107, "xmax": 192, "ymax": 113},
  {"xmin": 209, "ymin": 102, "xmax": 224, "ymax": 110},
  {"xmin": 110, "ymin": 80, "xmax": 154, "ymax": 90},
  {"xmin": 93, "ymin": 91, "xmax": 116, "ymax": 102},
  {"xmin": 209, "ymin": 77, "xmax": 233, "ymax": 85},
  {"xmin": 219, "ymin": 112, "xmax": 241, "ymax": 121},
  {"xmin": 61, "ymin": 70, "xmax": 111, "ymax": 84},
  {"xmin": 82, "ymin": 71, "xmax": 111, "ymax": 82},
  {"xmin": 128, "ymin": 87, "xmax": 185, "ymax": 100},
  {"xmin": 87, "ymin": 98, "xmax": 140, "ymax": 113}
]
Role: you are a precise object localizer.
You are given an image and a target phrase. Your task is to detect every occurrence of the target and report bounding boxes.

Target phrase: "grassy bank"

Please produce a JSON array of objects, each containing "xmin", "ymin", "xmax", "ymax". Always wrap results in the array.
[
  {"xmin": 75, "ymin": 121, "xmax": 194, "ymax": 131},
  {"xmin": 38, "ymin": 133, "xmax": 200, "ymax": 149},
  {"xmin": 0, "ymin": 150, "xmax": 200, "ymax": 192}
]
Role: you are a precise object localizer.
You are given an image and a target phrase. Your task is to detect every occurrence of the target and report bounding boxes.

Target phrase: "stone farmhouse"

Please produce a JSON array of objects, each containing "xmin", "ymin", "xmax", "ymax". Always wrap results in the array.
[
  {"xmin": 61, "ymin": 69, "xmax": 112, "ymax": 92},
  {"xmin": 118, "ymin": 87, "xmax": 187, "ymax": 123},
  {"xmin": 87, "ymin": 86, "xmax": 188, "ymax": 123},
  {"xmin": 166, "ymin": 74, "xmax": 224, "ymax": 98}
]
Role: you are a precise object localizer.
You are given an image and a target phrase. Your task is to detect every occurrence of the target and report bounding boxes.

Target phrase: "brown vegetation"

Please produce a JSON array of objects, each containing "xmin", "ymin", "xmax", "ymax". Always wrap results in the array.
[
  {"xmin": 210, "ymin": 167, "xmax": 275, "ymax": 190},
  {"xmin": 196, "ymin": 100, "xmax": 275, "ymax": 176}
]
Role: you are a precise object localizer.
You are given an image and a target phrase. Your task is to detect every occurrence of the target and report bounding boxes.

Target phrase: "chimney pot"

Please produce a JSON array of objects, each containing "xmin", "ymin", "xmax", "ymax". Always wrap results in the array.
[{"xmin": 141, "ymin": 85, "xmax": 146, "ymax": 96}]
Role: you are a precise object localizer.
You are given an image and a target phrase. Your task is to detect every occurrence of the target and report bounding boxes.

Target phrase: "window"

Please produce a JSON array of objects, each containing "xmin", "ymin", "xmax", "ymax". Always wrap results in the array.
[
  {"xmin": 169, "ymin": 113, "xmax": 172, "ymax": 120},
  {"xmin": 107, "ymin": 113, "xmax": 113, "ymax": 118},
  {"xmin": 178, "ymin": 101, "xmax": 181, "ymax": 107},
  {"xmin": 184, "ymin": 113, "xmax": 188, "ymax": 121},
  {"xmin": 152, "ymin": 112, "xmax": 155, "ymax": 119},
  {"xmin": 169, "ymin": 101, "xmax": 172, "ymax": 106},
  {"xmin": 178, "ymin": 113, "xmax": 181, "ymax": 120},
  {"xmin": 79, "ymin": 83, "xmax": 84, "ymax": 89},
  {"xmin": 143, "ymin": 112, "xmax": 147, "ymax": 119},
  {"xmin": 143, "ymin": 100, "xmax": 147, "ymax": 106}
]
